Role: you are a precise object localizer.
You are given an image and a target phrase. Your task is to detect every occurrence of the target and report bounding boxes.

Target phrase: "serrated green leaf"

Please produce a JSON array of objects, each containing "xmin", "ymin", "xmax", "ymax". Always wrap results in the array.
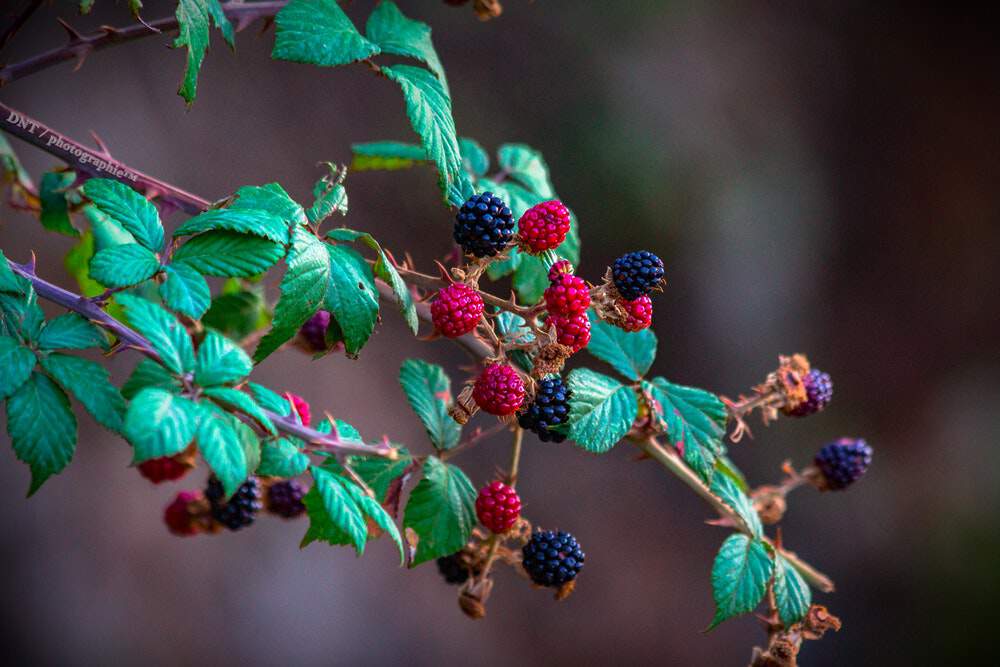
[
  {"xmin": 203, "ymin": 289, "xmax": 268, "ymax": 340},
  {"xmin": 89, "ymin": 243, "xmax": 161, "ymax": 287},
  {"xmin": 83, "ymin": 204, "xmax": 137, "ymax": 250},
  {"xmin": 317, "ymin": 417, "xmax": 362, "ymax": 441},
  {"xmin": 710, "ymin": 470, "xmax": 763, "ymax": 538},
  {"xmin": 586, "ymin": 311, "xmax": 656, "ymax": 381},
  {"xmin": 773, "ymin": 553, "xmax": 812, "ymax": 627},
  {"xmin": 173, "ymin": 231, "xmax": 285, "ymax": 277},
  {"xmin": 197, "ymin": 403, "xmax": 249, "ymax": 497},
  {"xmin": 39, "ymin": 170, "xmax": 79, "ymax": 237},
  {"xmin": 0, "ymin": 335, "xmax": 35, "ymax": 399},
  {"xmin": 645, "ymin": 377, "xmax": 727, "ymax": 482},
  {"xmin": 383, "ymin": 64, "xmax": 467, "ymax": 202},
  {"xmin": 366, "ymin": 1, "xmax": 447, "ymax": 91},
  {"xmin": 346, "ymin": 448, "xmax": 412, "ymax": 502},
  {"xmin": 230, "ymin": 183, "xmax": 307, "ymax": 228},
  {"xmin": 122, "ymin": 358, "xmax": 180, "ymax": 399},
  {"xmin": 37, "ymin": 313, "xmax": 107, "ymax": 351},
  {"xmin": 326, "ymin": 228, "xmax": 418, "ymax": 335},
  {"xmin": 325, "ymin": 244, "xmax": 378, "ymax": 356},
  {"xmin": 339, "ymin": 477, "xmax": 405, "ymax": 564},
  {"xmin": 0, "ymin": 249, "xmax": 20, "ymax": 292},
  {"xmin": 174, "ymin": 0, "xmax": 234, "ymax": 105},
  {"xmin": 403, "ymin": 456, "xmax": 476, "ymax": 566},
  {"xmin": 124, "ymin": 388, "xmax": 199, "ymax": 462},
  {"xmin": 459, "ymin": 138, "xmax": 489, "ymax": 177},
  {"xmin": 715, "ymin": 453, "xmax": 750, "ymax": 492},
  {"xmin": 306, "ymin": 466, "xmax": 368, "ymax": 553},
  {"xmin": 233, "ymin": 417, "xmax": 261, "ymax": 475},
  {"xmin": 398, "ymin": 359, "xmax": 460, "ymax": 450},
  {"xmin": 81, "ymin": 179, "xmax": 162, "ymax": 251},
  {"xmin": 567, "ymin": 368, "xmax": 638, "ymax": 453},
  {"xmin": 248, "ymin": 382, "xmax": 291, "ymax": 416},
  {"xmin": 497, "ymin": 144, "xmax": 555, "ymax": 198},
  {"xmin": 160, "ymin": 263, "xmax": 211, "ymax": 319},
  {"xmin": 709, "ymin": 534, "xmax": 774, "ymax": 630},
  {"xmin": 41, "ymin": 353, "xmax": 125, "ymax": 433},
  {"xmin": 350, "ymin": 141, "xmax": 427, "ymax": 171},
  {"xmin": 202, "ymin": 386, "xmax": 276, "ymax": 435},
  {"xmin": 272, "ymin": 0, "xmax": 379, "ymax": 66},
  {"xmin": 307, "ymin": 164, "xmax": 348, "ymax": 224},
  {"xmin": 0, "ymin": 279, "xmax": 44, "ymax": 341},
  {"xmin": 258, "ymin": 437, "xmax": 309, "ymax": 478},
  {"xmin": 254, "ymin": 228, "xmax": 329, "ymax": 362},
  {"xmin": 117, "ymin": 294, "xmax": 195, "ymax": 374},
  {"xmin": 6, "ymin": 372, "xmax": 77, "ymax": 495},
  {"xmin": 174, "ymin": 208, "xmax": 289, "ymax": 244},
  {"xmin": 195, "ymin": 329, "xmax": 252, "ymax": 386}
]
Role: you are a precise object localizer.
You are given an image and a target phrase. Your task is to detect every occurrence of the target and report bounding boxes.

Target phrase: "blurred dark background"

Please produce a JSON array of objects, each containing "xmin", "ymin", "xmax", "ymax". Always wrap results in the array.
[{"xmin": 1, "ymin": 1, "xmax": 998, "ymax": 664}]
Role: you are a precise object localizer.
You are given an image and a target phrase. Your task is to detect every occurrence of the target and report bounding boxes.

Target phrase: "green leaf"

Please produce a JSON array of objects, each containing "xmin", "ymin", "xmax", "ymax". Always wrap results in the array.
[
  {"xmin": 197, "ymin": 403, "xmax": 249, "ymax": 496},
  {"xmin": 83, "ymin": 204, "xmax": 136, "ymax": 250},
  {"xmin": 0, "ymin": 335, "xmax": 35, "ymax": 399},
  {"xmin": 586, "ymin": 312, "xmax": 656, "ymax": 381},
  {"xmin": 346, "ymin": 448, "xmax": 412, "ymax": 502},
  {"xmin": 495, "ymin": 311, "xmax": 534, "ymax": 373},
  {"xmin": 63, "ymin": 232, "xmax": 105, "ymax": 300},
  {"xmin": 645, "ymin": 377, "xmax": 727, "ymax": 483},
  {"xmin": 338, "ymin": 477, "xmax": 405, "ymax": 564},
  {"xmin": 326, "ymin": 228, "xmax": 418, "ymax": 335},
  {"xmin": 398, "ymin": 359, "xmax": 460, "ymax": 450},
  {"xmin": 195, "ymin": 329, "xmax": 252, "ymax": 386},
  {"xmin": 124, "ymin": 388, "xmax": 199, "ymax": 462},
  {"xmin": 306, "ymin": 466, "xmax": 368, "ymax": 554},
  {"xmin": 710, "ymin": 470, "xmax": 763, "ymax": 538},
  {"xmin": 89, "ymin": 243, "xmax": 161, "ymax": 288},
  {"xmin": 258, "ymin": 437, "xmax": 309, "ymax": 478},
  {"xmin": 318, "ymin": 417, "xmax": 362, "ymax": 441},
  {"xmin": 174, "ymin": 0, "xmax": 234, "ymax": 105},
  {"xmin": 0, "ymin": 280, "xmax": 44, "ymax": 341},
  {"xmin": 160, "ymin": 263, "xmax": 211, "ymax": 319},
  {"xmin": 773, "ymin": 553, "xmax": 812, "ymax": 627},
  {"xmin": 497, "ymin": 143, "xmax": 555, "ymax": 198},
  {"xmin": 202, "ymin": 386, "xmax": 277, "ymax": 435},
  {"xmin": 174, "ymin": 208, "xmax": 289, "ymax": 244},
  {"xmin": 37, "ymin": 313, "xmax": 108, "ymax": 351},
  {"xmin": 233, "ymin": 417, "xmax": 261, "ymax": 475},
  {"xmin": 203, "ymin": 289, "xmax": 268, "ymax": 340},
  {"xmin": 254, "ymin": 227, "xmax": 329, "ymax": 362},
  {"xmin": 566, "ymin": 368, "xmax": 638, "ymax": 453},
  {"xmin": 248, "ymin": 382, "xmax": 291, "ymax": 416},
  {"xmin": 403, "ymin": 456, "xmax": 476, "ymax": 566},
  {"xmin": 324, "ymin": 244, "xmax": 379, "ymax": 356},
  {"xmin": 0, "ymin": 249, "xmax": 20, "ymax": 293},
  {"xmin": 307, "ymin": 164, "xmax": 348, "ymax": 224},
  {"xmin": 366, "ymin": 1, "xmax": 447, "ymax": 90},
  {"xmin": 709, "ymin": 534, "xmax": 774, "ymax": 630},
  {"xmin": 39, "ymin": 171, "xmax": 79, "ymax": 237},
  {"xmin": 80, "ymin": 0, "xmax": 95, "ymax": 14},
  {"xmin": 350, "ymin": 141, "xmax": 427, "ymax": 171},
  {"xmin": 6, "ymin": 372, "xmax": 77, "ymax": 495},
  {"xmin": 715, "ymin": 453, "xmax": 750, "ymax": 492},
  {"xmin": 41, "ymin": 353, "xmax": 125, "ymax": 433},
  {"xmin": 230, "ymin": 183, "xmax": 307, "ymax": 229},
  {"xmin": 117, "ymin": 294, "xmax": 195, "ymax": 374},
  {"xmin": 81, "ymin": 179, "xmax": 162, "ymax": 252},
  {"xmin": 173, "ymin": 231, "xmax": 285, "ymax": 277},
  {"xmin": 459, "ymin": 137, "xmax": 489, "ymax": 177},
  {"xmin": 272, "ymin": 0, "xmax": 379, "ymax": 66},
  {"xmin": 383, "ymin": 64, "xmax": 467, "ymax": 202},
  {"xmin": 122, "ymin": 358, "xmax": 180, "ymax": 399}
]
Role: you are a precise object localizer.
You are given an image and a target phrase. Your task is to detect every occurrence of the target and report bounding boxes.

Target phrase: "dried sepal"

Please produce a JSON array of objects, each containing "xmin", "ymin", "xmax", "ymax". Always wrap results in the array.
[{"xmin": 724, "ymin": 354, "xmax": 813, "ymax": 442}]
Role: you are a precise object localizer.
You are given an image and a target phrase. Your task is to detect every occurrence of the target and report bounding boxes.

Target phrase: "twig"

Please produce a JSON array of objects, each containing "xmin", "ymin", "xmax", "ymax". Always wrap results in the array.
[
  {"xmin": 0, "ymin": 0, "xmax": 42, "ymax": 52},
  {"xmin": 507, "ymin": 426, "xmax": 523, "ymax": 488},
  {"xmin": 440, "ymin": 421, "xmax": 508, "ymax": 461}
]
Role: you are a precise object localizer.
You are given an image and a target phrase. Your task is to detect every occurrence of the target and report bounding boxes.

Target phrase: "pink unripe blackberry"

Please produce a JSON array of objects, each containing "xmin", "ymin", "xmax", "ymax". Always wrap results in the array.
[
  {"xmin": 138, "ymin": 456, "xmax": 191, "ymax": 484},
  {"xmin": 164, "ymin": 490, "xmax": 202, "ymax": 536},
  {"xmin": 548, "ymin": 260, "xmax": 574, "ymax": 281},
  {"xmin": 620, "ymin": 295, "xmax": 653, "ymax": 332},
  {"xmin": 431, "ymin": 283, "xmax": 484, "ymax": 338},
  {"xmin": 544, "ymin": 273, "xmax": 590, "ymax": 317},
  {"xmin": 472, "ymin": 363, "xmax": 526, "ymax": 415},
  {"xmin": 288, "ymin": 392, "xmax": 311, "ymax": 427},
  {"xmin": 553, "ymin": 312, "xmax": 591, "ymax": 352},
  {"xmin": 475, "ymin": 480, "xmax": 522, "ymax": 534},
  {"xmin": 518, "ymin": 200, "xmax": 571, "ymax": 253}
]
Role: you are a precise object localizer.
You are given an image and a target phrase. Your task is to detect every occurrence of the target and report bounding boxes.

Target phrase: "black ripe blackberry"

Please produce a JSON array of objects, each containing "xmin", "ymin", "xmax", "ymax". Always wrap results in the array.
[
  {"xmin": 518, "ymin": 376, "xmax": 571, "ymax": 443},
  {"xmin": 436, "ymin": 553, "xmax": 472, "ymax": 585},
  {"xmin": 785, "ymin": 369, "xmax": 833, "ymax": 417},
  {"xmin": 814, "ymin": 438, "xmax": 872, "ymax": 490},
  {"xmin": 611, "ymin": 250, "xmax": 665, "ymax": 300},
  {"xmin": 454, "ymin": 192, "xmax": 514, "ymax": 257},
  {"xmin": 522, "ymin": 530, "xmax": 585, "ymax": 587},
  {"xmin": 266, "ymin": 480, "xmax": 306, "ymax": 518},
  {"xmin": 205, "ymin": 476, "xmax": 261, "ymax": 531}
]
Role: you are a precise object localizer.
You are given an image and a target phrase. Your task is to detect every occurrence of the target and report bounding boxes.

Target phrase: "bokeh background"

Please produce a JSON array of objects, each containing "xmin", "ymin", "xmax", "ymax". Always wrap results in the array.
[{"xmin": 1, "ymin": 1, "xmax": 998, "ymax": 664}]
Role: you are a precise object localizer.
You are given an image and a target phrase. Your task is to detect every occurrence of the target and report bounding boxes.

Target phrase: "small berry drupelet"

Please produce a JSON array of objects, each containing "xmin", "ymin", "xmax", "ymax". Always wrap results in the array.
[
  {"xmin": 518, "ymin": 200, "xmax": 571, "ymax": 253},
  {"xmin": 266, "ymin": 480, "xmax": 307, "ymax": 518},
  {"xmin": 205, "ymin": 476, "xmax": 262, "ymax": 531},
  {"xmin": 518, "ymin": 376, "xmax": 571, "ymax": 442},
  {"xmin": 814, "ymin": 438, "xmax": 872, "ymax": 490},
  {"xmin": 475, "ymin": 480, "xmax": 522, "ymax": 534},
  {"xmin": 553, "ymin": 312, "xmax": 591, "ymax": 353},
  {"xmin": 164, "ymin": 490, "xmax": 201, "ymax": 536},
  {"xmin": 784, "ymin": 369, "xmax": 833, "ymax": 417},
  {"xmin": 437, "ymin": 553, "xmax": 472, "ymax": 585},
  {"xmin": 548, "ymin": 260, "xmax": 574, "ymax": 281},
  {"xmin": 454, "ymin": 192, "xmax": 514, "ymax": 257},
  {"xmin": 544, "ymin": 272, "xmax": 590, "ymax": 318},
  {"xmin": 288, "ymin": 393, "xmax": 311, "ymax": 427},
  {"xmin": 619, "ymin": 295, "xmax": 653, "ymax": 332},
  {"xmin": 472, "ymin": 363, "xmax": 526, "ymax": 415},
  {"xmin": 612, "ymin": 250, "xmax": 665, "ymax": 300},
  {"xmin": 431, "ymin": 283, "xmax": 485, "ymax": 338},
  {"xmin": 138, "ymin": 456, "xmax": 190, "ymax": 484},
  {"xmin": 299, "ymin": 310, "xmax": 332, "ymax": 352},
  {"xmin": 522, "ymin": 530, "xmax": 585, "ymax": 587}
]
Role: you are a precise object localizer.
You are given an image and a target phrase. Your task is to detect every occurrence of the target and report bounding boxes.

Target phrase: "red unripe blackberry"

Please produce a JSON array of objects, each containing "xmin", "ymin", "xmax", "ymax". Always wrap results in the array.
[
  {"xmin": 619, "ymin": 295, "xmax": 653, "ymax": 332},
  {"xmin": 472, "ymin": 363, "xmax": 526, "ymax": 415},
  {"xmin": 431, "ymin": 283, "xmax": 484, "ymax": 338},
  {"xmin": 518, "ymin": 200, "xmax": 571, "ymax": 253},
  {"xmin": 164, "ymin": 490, "xmax": 201, "ymax": 536},
  {"xmin": 553, "ymin": 312, "xmax": 591, "ymax": 352},
  {"xmin": 544, "ymin": 272, "xmax": 590, "ymax": 317},
  {"xmin": 138, "ymin": 456, "xmax": 191, "ymax": 484},
  {"xmin": 475, "ymin": 480, "xmax": 522, "ymax": 534},
  {"xmin": 288, "ymin": 392, "xmax": 311, "ymax": 427},
  {"xmin": 783, "ymin": 369, "xmax": 833, "ymax": 417},
  {"xmin": 548, "ymin": 260, "xmax": 574, "ymax": 281}
]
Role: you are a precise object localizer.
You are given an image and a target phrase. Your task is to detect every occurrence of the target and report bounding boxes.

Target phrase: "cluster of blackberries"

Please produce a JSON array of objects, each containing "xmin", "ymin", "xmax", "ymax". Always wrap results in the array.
[
  {"xmin": 518, "ymin": 376, "xmax": 571, "ymax": 442},
  {"xmin": 205, "ymin": 476, "xmax": 262, "ymax": 531},
  {"xmin": 267, "ymin": 480, "xmax": 307, "ymax": 518},
  {"xmin": 815, "ymin": 438, "xmax": 872, "ymax": 490}
]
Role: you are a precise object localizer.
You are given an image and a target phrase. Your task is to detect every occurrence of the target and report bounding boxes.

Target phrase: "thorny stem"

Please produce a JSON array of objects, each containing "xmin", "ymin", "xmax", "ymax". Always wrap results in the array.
[{"xmin": 440, "ymin": 421, "xmax": 508, "ymax": 462}]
